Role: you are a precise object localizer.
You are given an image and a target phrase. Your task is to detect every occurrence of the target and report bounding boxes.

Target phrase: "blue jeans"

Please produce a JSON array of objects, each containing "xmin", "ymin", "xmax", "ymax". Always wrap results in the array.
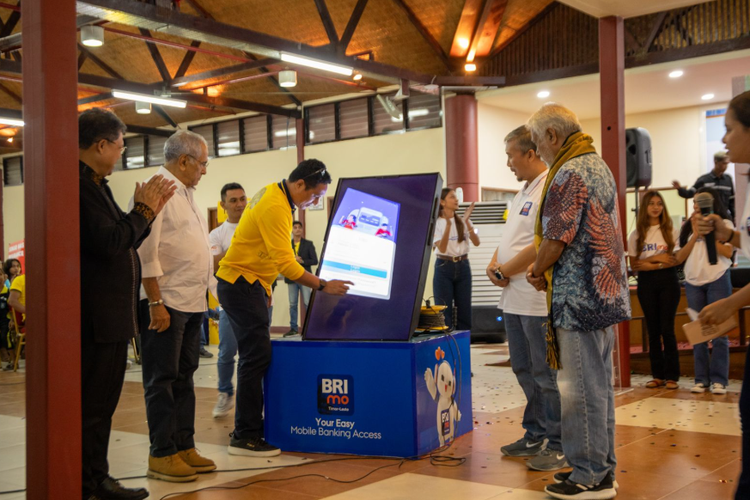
[
  {"xmin": 557, "ymin": 327, "xmax": 616, "ymax": 486},
  {"xmin": 217, "ymin": 309, "xmax": 238, "ymax": 396},
  {"xmin": 505, "ymin": 313, "xmax": 562, "ymax": 450},
  {"xmin": 684, "ymin": 271, "xmax": 732, "ymax": 386},
  {"xmin": 287, "ymin": 282, "xmax": 311, "ymax": 331},
  {"xmin": 433, "ymin": 259, "xmax": 472, "ymax": 330}
]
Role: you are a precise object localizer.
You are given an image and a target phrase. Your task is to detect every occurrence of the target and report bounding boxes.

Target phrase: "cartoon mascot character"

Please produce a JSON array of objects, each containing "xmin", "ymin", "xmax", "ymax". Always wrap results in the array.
[{"xmin": 424, "ymin": 347, "xmax": 461, "ymax": 446}]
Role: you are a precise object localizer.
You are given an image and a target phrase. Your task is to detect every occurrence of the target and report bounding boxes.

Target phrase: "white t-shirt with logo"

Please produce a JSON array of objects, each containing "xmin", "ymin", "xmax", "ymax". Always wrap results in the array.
[
  {"xmin": 433, "ymin": 217, "xmax": 471, "ymax": 258},
  {"xmin": 497, "ymin": 171, "xmax": 548, "ymax": 316},
  {"xmin": 209, "ymin": 221, "xmax": 239, "ymax": 256},
  {"xmin": 627, "ymin": 225, "xmax": 680, "ymax": 260},
  {"xmin": 682, "ymin": 218, "xmax": 734, "ymax": 286}
]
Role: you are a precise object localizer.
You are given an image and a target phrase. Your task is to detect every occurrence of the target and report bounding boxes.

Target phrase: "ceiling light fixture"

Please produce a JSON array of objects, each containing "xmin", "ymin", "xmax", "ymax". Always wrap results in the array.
[
  {"xmin": 279, "ymin": 70, "xmax": 298, "ymax": 88},
  {"xmin": 465, "ymin": 63, "xmax": 477, "ymax": 72},
  {"xmin": 81, "ymin": 25, "xmax": 104, "ymax": 47},
  {"xmin": 353, "ymin": 72, "xmax": 363, "ymax": 81},
  {"xmin": 7, "ymin": 137, "xmax": 13, "ymax": 143},
  {"xmin": 467, "ymin": 49, "xmax": 476, "ymax": 62},
  {"xmin": 0, "ymin": 117, "xmax": 24, "ymax": 127},
  {"xmin": 112, "ymin": 90, "xmax": 187, "ymax": 108},
  {"xmin": 458, "ymin": 38, "xmax": 470, "ymax": 50},
  {"xmin": 669, "ymin": 70, "xmax": 684, "ymax": 78},
  {"xmin": 702, "ymin": 93, "xmax": 715, "ymax": 100},
  {"xmin": 135, "ymin": 101, "xmax": 152, "ymax": 114},
  {"xmin": 537, "ymin": 90, "xmax": 550, "ymax": 98},
  {"xmin": 280, "ymin": 53, "xmax": 352, "ymax": 76}
]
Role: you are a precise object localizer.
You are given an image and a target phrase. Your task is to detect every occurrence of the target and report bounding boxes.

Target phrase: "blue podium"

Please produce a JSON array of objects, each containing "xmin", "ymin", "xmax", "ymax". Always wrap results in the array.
[{"xmin": 264, "ymin": 331, "xmax": 473, "ymax": 458}]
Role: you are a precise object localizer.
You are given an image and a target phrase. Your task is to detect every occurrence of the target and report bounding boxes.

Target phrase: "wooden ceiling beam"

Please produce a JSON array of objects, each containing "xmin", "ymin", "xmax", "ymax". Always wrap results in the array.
[
  {"xmin": 489, "ymin": 1, "xmax": 557, "ymax": 58},
  {"xmin": 0, "ymin": 81, "xmax": 20, "ymax": 104},
  {"xmin": 390, "ymin": 0, "xmax": 450, "ymax": 70},
  {"xmin": 77, "ymin": 50, "xmax": 88, "ymax": 70},
  {"xmin": 174, "ymin": 40, "xmax": 202, "ymax": 79},
  {"xmin": 340, "ymin": 0, "xmax": 369, "ymax": 52},
  {"xmin": 313, "ymin": 0, "xmax": 339, "ymax": 45},
  {"xmin": 450, "ymin": 0, "xmax": 483, "ymax": 58},
  {"xmin": 77, "ymin": 42, "xmax": 123, "ymax": 79},
  {"xmin": 471, "ymin": 0, "xmax": 508, "ymax": 57},
  {"xmin": 642, "ymin": 11, "xmax": 668, "ymax": 52},
  {"xmin": 153, "ymin": 105, "xmax": 178, "ymax": 128},
  {"xmin": 139, "ymin": 28, "xmax": 172, "ymax": 82},
  {"xmin": 0, "ymin": 1, "xmax": 20, "ymax": 39}
]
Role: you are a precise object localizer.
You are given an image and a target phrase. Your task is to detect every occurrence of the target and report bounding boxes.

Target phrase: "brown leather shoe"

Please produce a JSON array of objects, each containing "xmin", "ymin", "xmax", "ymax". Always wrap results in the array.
[
  {"xmin": 645, "ymin": 379, "xmax": 665, "ymax": 389},
  {"xmin": 178, "ymin": 448, "xmax": 217, "ymax": 473},
  {"xmin": 665, "ymin": 380, "xmax": 679, "ymax": 390},
  {"xmin": 147, "ymin": 453, "xmax": 198, "ymax": 482}
]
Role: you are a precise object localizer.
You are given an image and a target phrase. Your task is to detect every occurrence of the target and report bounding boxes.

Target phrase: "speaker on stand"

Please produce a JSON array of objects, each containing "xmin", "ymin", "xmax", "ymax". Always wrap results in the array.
[{"xmin": 626, "ymin": 127, "xmax": 653, "ymax": 224}]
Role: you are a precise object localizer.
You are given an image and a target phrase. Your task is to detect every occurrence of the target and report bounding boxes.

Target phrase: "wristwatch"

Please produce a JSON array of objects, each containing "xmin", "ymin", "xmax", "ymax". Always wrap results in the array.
[
  {"xmin": 148, "ymin": 299, "xmax": 164, "ymax": 307},
  {"xmin": 317, "ymin": 279, "xmax": 327, "ymax": 291}
]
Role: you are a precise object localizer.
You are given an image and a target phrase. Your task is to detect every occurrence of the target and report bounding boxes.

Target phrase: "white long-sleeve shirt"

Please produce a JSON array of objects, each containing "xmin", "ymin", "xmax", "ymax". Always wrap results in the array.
[{"xmin": 133, "ymin": 166, "xmax": 212, "ymax": 313}]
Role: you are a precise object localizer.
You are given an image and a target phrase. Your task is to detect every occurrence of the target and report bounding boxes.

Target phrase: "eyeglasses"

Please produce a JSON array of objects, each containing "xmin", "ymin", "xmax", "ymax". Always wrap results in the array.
[
  {"xmin": 185, "ymin": 154, "xmax": 209, "ymax": 169},
  {"xmin": 106, "ymin": 139, "xmax": 127, "ymax": 155},
  {"xmin": 304, "ymin": 167, "xmax": 327, "ymax": 179}
]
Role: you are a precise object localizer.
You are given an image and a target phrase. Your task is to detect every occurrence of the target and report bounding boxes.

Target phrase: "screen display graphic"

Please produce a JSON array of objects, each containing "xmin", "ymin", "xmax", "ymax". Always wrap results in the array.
[
  {"xmin": 303, "ymin": 174, "xmax": 442, "ymax": 342},
  {"xmin": 319, "ymin": 188, "xmax": 400, "ymax": 300}
]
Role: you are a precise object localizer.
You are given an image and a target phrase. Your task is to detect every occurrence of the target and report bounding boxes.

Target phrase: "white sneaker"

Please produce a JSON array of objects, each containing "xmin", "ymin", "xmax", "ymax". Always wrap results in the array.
[
  {"xmin": 711, "ymin": 383, "xmax": 727, "ymax": 395},
  {"xmin": 691, "ymin": 383, "xmax": 707, "ymax": 393},
  {"xmin": 212, "ymin": 392, "xmax": 234, "ymax": 418}
]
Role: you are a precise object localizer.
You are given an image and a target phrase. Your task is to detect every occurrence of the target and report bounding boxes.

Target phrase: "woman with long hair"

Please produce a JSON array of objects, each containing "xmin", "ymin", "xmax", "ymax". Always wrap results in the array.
[
  {"xmin": 3, "ymin": 258, "xmax": 20, "ymax": 287},
  {"xmin": 433, "ymin": 188, "xmax": 480, "ymax": 330},
  {"xmin": 674, "ymin": 187, "xmax": 734, "ymax": 395},
  {"xmin": 695, "ymin": 90, "xmax": 750, "ymax": 499},
  {"xmin": 627, "ymin": 190, "xmax": 681, "ymax": 389}
]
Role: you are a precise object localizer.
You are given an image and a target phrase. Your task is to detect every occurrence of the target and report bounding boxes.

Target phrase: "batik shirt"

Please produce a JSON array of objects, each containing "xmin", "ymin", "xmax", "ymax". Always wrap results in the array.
[{"xmin": 541, "ymin": 153, "xmax": 631, "ymax": 332}]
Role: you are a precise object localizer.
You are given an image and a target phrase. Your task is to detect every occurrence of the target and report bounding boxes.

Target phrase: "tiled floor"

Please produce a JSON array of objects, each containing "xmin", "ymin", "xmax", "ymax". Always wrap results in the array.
[{"xmin": 0, "ymin": 341, "xmax": 744, "ymax": 499}]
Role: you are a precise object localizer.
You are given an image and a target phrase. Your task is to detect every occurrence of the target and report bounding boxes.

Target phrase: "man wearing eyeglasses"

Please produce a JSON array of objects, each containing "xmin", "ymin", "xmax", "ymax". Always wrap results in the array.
[
  {"xmin": 217, "ymin": 158, "xmax": 353, "ymax": 457},
  {"xmin": 79, "ymin": 108, "xmax": 176, "ymax": 500},
  {"xmin": 134, "ymin": 130, "xmax": 217, "ymax": 482}
]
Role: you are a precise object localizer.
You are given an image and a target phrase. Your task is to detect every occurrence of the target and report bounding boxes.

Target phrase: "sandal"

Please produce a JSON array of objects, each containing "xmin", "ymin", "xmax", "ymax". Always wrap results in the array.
[
  {"xmin": 665, "ymin": 380, "xmax": 679, "ymax": 390},
  {"xmin": 645, "ymin": 379, "xmax": 665, "ymax": 389}
]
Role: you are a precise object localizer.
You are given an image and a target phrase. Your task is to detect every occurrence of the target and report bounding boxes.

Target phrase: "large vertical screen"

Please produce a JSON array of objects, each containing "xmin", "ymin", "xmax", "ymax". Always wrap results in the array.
[{"xmin": 303, "ymin": 174, "xmax": 442, "ymax": 341}]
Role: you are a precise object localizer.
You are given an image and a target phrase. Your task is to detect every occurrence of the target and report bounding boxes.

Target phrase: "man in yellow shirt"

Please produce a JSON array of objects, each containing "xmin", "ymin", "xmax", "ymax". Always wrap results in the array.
[{"xmin": 217, "ymin": 159, "xmax": 352, "ymax": 457}]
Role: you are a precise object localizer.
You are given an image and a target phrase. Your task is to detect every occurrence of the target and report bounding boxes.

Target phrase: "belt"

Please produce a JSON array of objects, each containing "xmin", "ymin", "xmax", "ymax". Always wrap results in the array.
[{"xmin": 436, "ymin": 254, "xmax": 468, "ymax": 262}]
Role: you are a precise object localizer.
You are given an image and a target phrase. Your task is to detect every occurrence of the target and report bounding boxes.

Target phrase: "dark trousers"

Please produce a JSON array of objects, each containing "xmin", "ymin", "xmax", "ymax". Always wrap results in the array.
[
  {"xmin": 139, "ymin": 300, "xmax": 203, "ymax": 457},
  {"xmin": 217, "ymin": 276, "xmax": 271, "ymax": 440},
  {"xmin": 81, "ymin": 325, "xmax": 128, "ymax": 498},
  {"xmin": 738, "ymin": 348, "xmax": 750, "ymax": 499},
  {"xmin": 636, "ymin": 268, "xmax": 681, "ymax": 381},
  {"xmin": 433, "ymin": 258, "xmax": 472, "ymax": 330}
]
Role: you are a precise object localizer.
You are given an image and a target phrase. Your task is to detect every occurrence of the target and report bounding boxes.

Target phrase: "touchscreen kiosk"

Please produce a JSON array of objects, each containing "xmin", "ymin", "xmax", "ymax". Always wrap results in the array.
[{"xmin": 303, "ymin": 173, "xmax": 442, "ymax": 341}]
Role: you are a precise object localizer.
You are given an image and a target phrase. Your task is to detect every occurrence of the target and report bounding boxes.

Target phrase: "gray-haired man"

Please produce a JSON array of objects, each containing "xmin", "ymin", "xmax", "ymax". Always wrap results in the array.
[{"xmin": 135, "ymin": 130, "xmax": 216, "ymax": 482}]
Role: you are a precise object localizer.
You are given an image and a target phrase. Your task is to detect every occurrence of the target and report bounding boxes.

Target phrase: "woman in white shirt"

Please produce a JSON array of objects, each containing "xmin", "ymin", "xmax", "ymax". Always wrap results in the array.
[
  {"xmin": 695, "ymin": 90, "xmax": 750, "ymax": 500},
  {"xmin": 628, "ymin": 191, "xmax": 681, "ymax": 390},
  {"xmin": 433, "ymin": 188, "xmax": 480, "ymax": 330},
  {"xmin": 674, "ymin": 187, "xmax": 734, "ymax": 395}
]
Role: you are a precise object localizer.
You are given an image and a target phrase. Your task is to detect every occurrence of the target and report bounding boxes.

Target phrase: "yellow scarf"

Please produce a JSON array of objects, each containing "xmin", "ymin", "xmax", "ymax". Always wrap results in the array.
[{"xmin": 534, "ymin": 132, "xmax": 597, "ymax": 369}]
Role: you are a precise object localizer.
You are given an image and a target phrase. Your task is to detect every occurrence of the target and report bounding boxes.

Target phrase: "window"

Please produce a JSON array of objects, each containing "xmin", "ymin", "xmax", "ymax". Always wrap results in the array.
[
  {"xmin": 190, "ymin": 124, "xmax": 216, "ymax": 158},
  {"xmin": 124, "ymin": 136, "xmax": 146, "ymax": 170},
  {"xmin": 338, "ymin": 99, "xmax": 368, "ymax": 140},
  {"xmin": 406, "ymin": 92, "xmax": 441, "ymax": 130},
  {"xmin": 3, "ymin": 156, "xmax": 22, "ymax": 186},
  {"xmin": 271, "ymin": 115, "xmax": 296, "ymax": 150},
  {"xmin": 217, "ymin": 120, "xmax": 241, "ymax": 157},
  {"xmin": 307, "ymin": 104, "xmax": 336, "ymax": 144},
  {"xmin": 372, "ymin": 94, "xmax": 405, "ymax": 135},
  {"xmin": 147, "ymin": 135, "xmax": 167, "ymax": 167},
  {"xmin": 243, "ymin": 115, "xmax": 269, "ymax": 152}
]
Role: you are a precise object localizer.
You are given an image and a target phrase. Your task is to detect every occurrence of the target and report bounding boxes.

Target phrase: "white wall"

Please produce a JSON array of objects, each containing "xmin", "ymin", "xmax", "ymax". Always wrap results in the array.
[
  {"xmin": 3, "ymin": 128, "xmax": 446, "ymax": 329},
  {"xmin": 477, "ymin": 104, "xmax": 532, "ymax": 193}
]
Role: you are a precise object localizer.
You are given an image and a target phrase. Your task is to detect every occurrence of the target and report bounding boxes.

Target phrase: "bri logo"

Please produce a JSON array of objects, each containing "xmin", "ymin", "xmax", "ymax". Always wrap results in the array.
[{"xmin": 317, "ymin": 375, "xmax": 354, "ymax": 415}]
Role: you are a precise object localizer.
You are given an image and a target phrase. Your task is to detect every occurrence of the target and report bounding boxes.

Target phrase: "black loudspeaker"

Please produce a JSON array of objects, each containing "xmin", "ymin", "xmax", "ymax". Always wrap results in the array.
[
  {"xmin": 626, "ymin": 127, "xmax": 652, "ymax": 188},
  {"xmin": 470, "ymin": 306, "xmax": 506, "ymax": 344}
]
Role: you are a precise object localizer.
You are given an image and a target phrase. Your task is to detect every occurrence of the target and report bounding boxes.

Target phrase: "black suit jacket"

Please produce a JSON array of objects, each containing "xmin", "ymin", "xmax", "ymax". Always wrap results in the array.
[
  {"xmin": 284, "ymin": 238, "xmax": 318, "ymax": 283},
  {"xmin": 79, "ymin": 162, "xmax": 152, "ymax": 343}
]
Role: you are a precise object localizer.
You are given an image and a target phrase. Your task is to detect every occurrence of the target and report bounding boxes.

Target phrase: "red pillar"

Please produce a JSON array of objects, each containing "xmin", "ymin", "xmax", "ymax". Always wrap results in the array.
[
  {"xmin": 444, "ymin": 94, "xmax": 479, "ymax": 202},
  {"xmin": 599, "ymin": 16, "xmax": 630, "ymax": 388},
  {"xmin": 22, "ymin": 0, "xmax": 81, "ymax": 498}
]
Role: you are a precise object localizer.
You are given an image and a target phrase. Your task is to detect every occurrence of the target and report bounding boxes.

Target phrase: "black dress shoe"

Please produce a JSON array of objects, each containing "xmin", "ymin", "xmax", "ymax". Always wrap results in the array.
[{"xmin": 91, "ymin": 476, "xmax": 149, "ymax": 500}]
